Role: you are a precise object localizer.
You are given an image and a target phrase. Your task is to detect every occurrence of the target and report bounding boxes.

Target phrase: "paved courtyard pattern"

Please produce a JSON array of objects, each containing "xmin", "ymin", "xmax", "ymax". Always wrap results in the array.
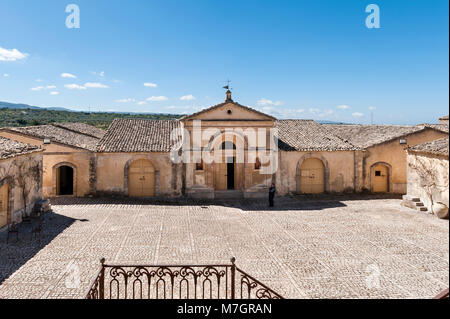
[{"xmin": 0, "ymin": 196, "xmax": 448, "ymax": 299}]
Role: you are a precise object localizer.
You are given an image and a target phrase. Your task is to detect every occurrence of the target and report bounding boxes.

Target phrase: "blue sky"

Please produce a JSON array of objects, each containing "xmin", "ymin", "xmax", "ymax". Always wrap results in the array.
[{"xmin": 0, "ymin": 0, "xmax": 448, "ymax": 124}]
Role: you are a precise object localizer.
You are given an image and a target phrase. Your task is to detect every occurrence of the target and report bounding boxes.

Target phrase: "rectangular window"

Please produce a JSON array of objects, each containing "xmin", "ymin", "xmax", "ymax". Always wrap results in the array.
[
  {"xmin": 196, "ymin": 161, "xmax": 203, "ymax": 171},
  {"xmin": 255, "ymin": 157, "xmax": 261, "ymax": 170},
  {"xmin": 375, "ymin": 171, "xmax": 381, "ymax": 176}
]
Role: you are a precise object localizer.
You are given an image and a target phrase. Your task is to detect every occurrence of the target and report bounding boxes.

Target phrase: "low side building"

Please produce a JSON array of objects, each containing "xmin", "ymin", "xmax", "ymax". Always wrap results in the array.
[
  {"xmin": 276, "ymin": 120, "xmax": 357, "ymax": 195},
  {"xmin": 0, "ymin": 137, "xmax": 43, "ymax": 227},
  {"xmin": 323, "ymin": 124, "xmax": 449, "ymax": 193},
  {"xmin": 0, "ymin": 123, "xmax": 105, "ymax": 198},
  {"xmin": 405, "ymin": 137, "xmax": 449, "ymax": 214},
  {"xmin": 96, "ymin": 119, "xmax": 182, "ymax": 197}
]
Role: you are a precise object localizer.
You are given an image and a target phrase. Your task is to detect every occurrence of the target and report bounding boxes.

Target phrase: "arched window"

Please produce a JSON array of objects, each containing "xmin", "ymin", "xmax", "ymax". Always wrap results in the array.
[{"xmin": 221, "ymin": 141, "xmax": 236, "ymax": 150}]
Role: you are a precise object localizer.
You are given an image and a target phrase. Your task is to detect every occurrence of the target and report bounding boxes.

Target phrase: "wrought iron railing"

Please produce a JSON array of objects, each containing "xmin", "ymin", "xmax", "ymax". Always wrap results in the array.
[{"xmin": 85, "ymin": 257, "xmax": 283, "ymax": 299}]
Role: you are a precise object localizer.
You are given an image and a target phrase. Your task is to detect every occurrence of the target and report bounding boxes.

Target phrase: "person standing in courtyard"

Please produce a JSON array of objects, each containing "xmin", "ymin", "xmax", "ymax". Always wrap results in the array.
[{"xmin": 269, "ymin": 183, "xmax": 276, "ymax": 207}]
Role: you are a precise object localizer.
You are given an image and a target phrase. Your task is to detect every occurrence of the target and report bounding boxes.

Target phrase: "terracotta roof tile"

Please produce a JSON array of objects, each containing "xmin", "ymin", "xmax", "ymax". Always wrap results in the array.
[
  {"xmin": 276, "ymin": 120, "xmax": 357, "ymax": 151},
  {"xmin": 52, "ymin": 122, "xmax": 106, "ymax": 139},
  {"xmin": 322, "ymin": 124, "xmax": 448, "ymax": 149},
  {"xmin": 6, "ymin": 125, "xmax": 100, "ymax": 151},
  {"xmin": 97, "ymin": 119, "xmax": 181, "ymax": 152},
  {"xmin": 408, "ymin": 137, "xmax": 449, "ymax": 156},
  {"xmin": 0, "ymin": 136, "xmax": 42, "ymax": 160}
]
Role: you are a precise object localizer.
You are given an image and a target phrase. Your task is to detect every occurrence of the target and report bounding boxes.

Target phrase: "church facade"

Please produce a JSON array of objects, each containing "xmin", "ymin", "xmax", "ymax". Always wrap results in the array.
[
  {"xmin": 1, "ymin": 92, "xmax": 448, "ymax": 201},
  {"xmin": 93, "ymin": 91, "xmax": 448, "ymax": 199}
]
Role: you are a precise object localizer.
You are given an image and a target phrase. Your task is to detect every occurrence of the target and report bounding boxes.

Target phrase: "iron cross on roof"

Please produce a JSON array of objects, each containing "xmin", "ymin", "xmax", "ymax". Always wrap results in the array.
[{"xmin": 223, "ymin": 80, "xmax": 233, "ymax": 102}]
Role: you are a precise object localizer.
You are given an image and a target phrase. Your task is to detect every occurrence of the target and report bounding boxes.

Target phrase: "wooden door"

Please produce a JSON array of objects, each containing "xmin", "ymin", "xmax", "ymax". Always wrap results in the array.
[
  {"xmin": 372, "ymin": 164, "xmax": 388, "ymax": 193},
  {"xmin": 215, "ymin": 162, "xmax": 228, "ymax": 190},
  {"xmin": 0, "ymin": 184, "xmax": 8, "ymax": 228},
  {"xmin": 299, "ymin": 158, "xmax": 325, "ymax": 194},
  {"xmin": 129, "ymin": 159, "xmax": 155, "ymax": 197}
]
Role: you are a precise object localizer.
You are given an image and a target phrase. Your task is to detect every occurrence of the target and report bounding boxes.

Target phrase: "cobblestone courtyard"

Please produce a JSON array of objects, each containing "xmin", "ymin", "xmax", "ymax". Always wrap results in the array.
[{"xmin": 0, "ymin": 196, "xmax": 448, "ymax": 299}]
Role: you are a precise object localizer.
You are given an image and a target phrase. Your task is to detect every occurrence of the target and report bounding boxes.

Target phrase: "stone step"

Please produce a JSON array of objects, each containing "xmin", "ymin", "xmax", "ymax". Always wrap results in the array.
[
  {"xmin": 415, "ymin": 202, "xmax": 424, "ymax": 207},
  {"xmin": 418, "ymin": 206, "xmax": 428, "ymax": 212},
  {"xmin": 403, "ymin": 195, "xmax": 421, "ymax": 202}
]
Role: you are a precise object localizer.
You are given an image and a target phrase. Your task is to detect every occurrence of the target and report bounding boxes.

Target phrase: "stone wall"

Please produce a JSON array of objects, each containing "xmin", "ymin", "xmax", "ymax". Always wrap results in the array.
[
  {"xmin": 0, "ymin": 152, "xmax": 43, "ymax": 224},
  {"xmin": 407, "ymin": 152, "xmax": 449, "ymax": 212},
  {"xmin": 95, "ymin": 152, "xmax": 182, "ymax": 197}
]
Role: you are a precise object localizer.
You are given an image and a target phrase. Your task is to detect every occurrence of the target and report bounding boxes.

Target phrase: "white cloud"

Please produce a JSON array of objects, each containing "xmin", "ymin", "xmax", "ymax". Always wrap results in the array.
[
  {"xmin": 319, "ymin": 109, "xmax": 334, "ymax": 117},
  {"xmin": 31, "ymin": 85, "xmax": 57, "ymax": 91},
  {"xmin": 92, "ymin": 71, "xmax": 105, "ymax": 77},
  {"xmin": 146, "ymin": 96, "xmax": 168, "ymax": 102},
  {"xmin": 137, "ymin": 101, "xmax": 148, "ymax": 106},
  {"xmin": 116, "ymin": 98, "xmax": 135, "ymax": 103},
  {"xmin": 337, "ymin": 105, "xmax": 350, "ymax": 110},
  {"xmin": 257, "ymin": 98, "xmax": 283, "ymax": 107},
  {"xmin": 84, "ymin": 82, "xmax": 109, "ymax": 88},
  {"xmin": 260, "ymin": 107, "xmax": 305, "ymax": 119},
  {"xmin": 64, "ymin": 83, "xmax": 86, "ymax": 90},
  {"xmin": 144, "ymin": 82, "xmax": 158, "ymax": 88},
  {"xmin": 61, "ymin": 73, "xmax": 77, "ymax": 79},
  {"xmin": 352, "ymin": 112, "xmax": 364, "ymax": 118},
  {"xmin": 0, "ymin": 47, "xmax": 28, "ymax": 61},
  {"xmin": 3, "ymin": 73, "xmax": 9, "ymax": 77},
  {"xmin": 35, "ymin": 78, "xmax": 43, "ymax": 82},
  {"xmin": 369, "ymin": 106, "xmax": 376, "ymax": 111},
  {"xmin": 180, "ymin": 95, "xmax": 196, "ymax": 101},
  {"xmin": 308, "ymin": 108, "xmax": 321, "ymax": 114},
  {"xmin": 49, "ymin": 91, "xmax": 59, "ymax": 95}
]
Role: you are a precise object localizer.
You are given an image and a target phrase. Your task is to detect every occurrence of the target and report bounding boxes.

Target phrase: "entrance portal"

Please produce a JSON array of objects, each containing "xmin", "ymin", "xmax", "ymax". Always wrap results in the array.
[
  {"xmin": 57, "ymin": 166, "xmax": 74, "ymax": 196},
  {"xmin": 227, "ymin": 157, "xmax": 235, "ymax": 190}
]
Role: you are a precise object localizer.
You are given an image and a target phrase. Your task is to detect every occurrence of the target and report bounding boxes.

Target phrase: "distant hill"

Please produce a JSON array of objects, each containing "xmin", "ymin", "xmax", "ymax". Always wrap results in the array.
[
  {"xmin": 0, "ymin": 101, "xmax": 181, "ymax": 130},
  {"xmin": 0, "ymin": 100, "xmax": 349, "ymax": 129},
  {"xmin": 0, "ymin": 101, "xmax": 71, "ymax": 111}
]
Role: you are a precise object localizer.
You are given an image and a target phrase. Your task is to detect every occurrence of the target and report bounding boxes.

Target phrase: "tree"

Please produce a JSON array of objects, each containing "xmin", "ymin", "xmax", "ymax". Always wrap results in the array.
[{"xmin": 408, "ymin": 154, "xmax": 449, "ymax": 214}]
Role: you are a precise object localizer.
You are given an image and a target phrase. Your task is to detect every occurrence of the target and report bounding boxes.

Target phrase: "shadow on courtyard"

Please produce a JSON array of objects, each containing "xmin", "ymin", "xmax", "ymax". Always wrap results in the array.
[
  {"xmin": 0, "ymin": 212, "xmax": 82, "ymax": 285},
  {"xmin": 49, "ymin": 193, "xmax": 402, "ymax": 212}
]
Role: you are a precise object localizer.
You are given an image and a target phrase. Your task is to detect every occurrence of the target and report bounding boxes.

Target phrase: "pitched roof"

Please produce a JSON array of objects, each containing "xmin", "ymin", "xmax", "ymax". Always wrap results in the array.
[
  {"xmin": 52, "ymin": 122, "xmax": 106, "ymax": 139},
  {"xmin": 408, "ymin": 137, "xmax": 449, "ymax": 156},
  {"xmin": 322, "ymin": 124, "xmax": 448, "ymax": 149},
  {"xmin": 276, "ymin": 120, "xmax": 357, "ymax": 151},
  {"xmin": 97, "ymin": 119, "xmax": 181, "ymax": 152},
  {"xmin": 5, "ymin": 125, "xmax": 100, "ymax": 151},
  {"xmin": 422, "ymin": 124, "xmax": 449, "ymax": 133},
  {"xmin": 0, "ymin": 136, "xmax": 42, "ymax": 160},
  {"xmin": 439, "ymin": 115, "xmax": 449, "ymax": 120},
  {"xmin": 180, "ymin": 101, "xmax": 276, "ymax": 121}
]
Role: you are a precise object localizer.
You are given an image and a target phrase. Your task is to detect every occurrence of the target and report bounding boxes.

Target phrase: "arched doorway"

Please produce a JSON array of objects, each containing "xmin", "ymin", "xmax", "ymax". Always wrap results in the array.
[
  {"xmin": 129, "ymin": 159, "xmax": 155, "ymax": 197},
  {"xmin": 57, "ymin": 166, "xmax": 74, "ymax": 195},
  {"xmin": 298, "ymin": 158, "xmax": 325, "ymax": 194},
  {"xmin": 215, "ymin": 142, "xmax": 237, "ymax": 190},
  {"xmin": 371, "ymin": 163, "xmax": 389, "ymax": 192}
]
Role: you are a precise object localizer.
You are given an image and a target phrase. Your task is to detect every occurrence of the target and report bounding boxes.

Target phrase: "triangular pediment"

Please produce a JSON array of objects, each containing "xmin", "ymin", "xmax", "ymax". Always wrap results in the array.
[{"xmin": 180, "ymin": 101, "xmax": 276, "ymax": 121}]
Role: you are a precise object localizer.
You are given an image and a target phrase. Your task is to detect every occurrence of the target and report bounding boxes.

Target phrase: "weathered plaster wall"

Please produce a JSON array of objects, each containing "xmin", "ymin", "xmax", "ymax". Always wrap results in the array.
[
  {"xmin": 96, "ymin": 152, "xmax": 182, "ymax": 197},
  {"xmin": 277, "ymin": 151, "xmax": 356, "ymax": 195},
  {"xmin": 0, "ymin": 152, "xmax": 43, "ymax": 224},
  {"xmin": 407, "ymin": 152, "xmax": 449, "ymax": 212},
  {"xmin": 362, "ymin": 129, "xmax": 448, "ymax": 193}
]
